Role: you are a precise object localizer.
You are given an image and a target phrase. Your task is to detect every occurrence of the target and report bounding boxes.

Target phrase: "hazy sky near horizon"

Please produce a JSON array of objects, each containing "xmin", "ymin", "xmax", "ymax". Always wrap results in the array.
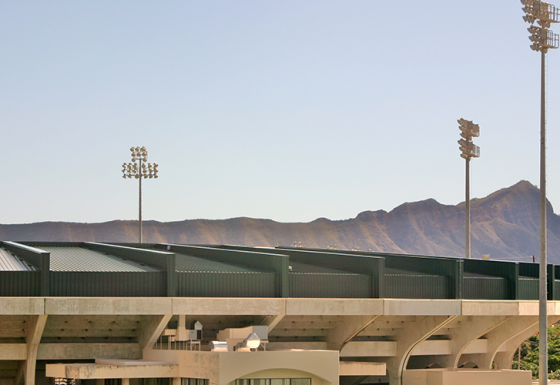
[{"xmin": 1, "ymin": 1, "xmax": 559, "ymax": 224}]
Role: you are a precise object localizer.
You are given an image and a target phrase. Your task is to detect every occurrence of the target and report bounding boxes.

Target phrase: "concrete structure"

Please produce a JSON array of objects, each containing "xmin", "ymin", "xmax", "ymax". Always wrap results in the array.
[
  {"xmin": 0, "ymin": 242, "xmax": 555, "ymax": 385},
  {"xmin": 0, "ymin": 297, "xmax": 554, "ymax": 385}
]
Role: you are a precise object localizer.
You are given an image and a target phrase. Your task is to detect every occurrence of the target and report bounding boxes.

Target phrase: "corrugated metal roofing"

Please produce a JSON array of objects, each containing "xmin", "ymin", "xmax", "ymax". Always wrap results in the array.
[
  {"xmin": 41, "ymin": 246, "xmax": 159, "ymax": 272},
  {"xmin": 464, "ymin": 271, "xmax": 504, "ymax": 278},
  {"xmin": 0, "ymin": 248, "xmax": 33, "ymax": 271},
  {"xmin": 175, "ymin": 253, "xmax": 271, "ymax": 273},
  {"xmin": 289, "ymin": 261, "xmax": 360, "ymax": 275},
  {"xmin": 386, "ymin": 267, "xmax": 442, "ymax": 277}
]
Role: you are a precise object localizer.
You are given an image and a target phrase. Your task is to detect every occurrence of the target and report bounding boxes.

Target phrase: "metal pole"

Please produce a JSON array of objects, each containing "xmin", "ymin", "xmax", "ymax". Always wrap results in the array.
[
  {"xmin": 139, "ymin": 158, "xmax": 143, "ymax": 244},
  {"xmin": 539, "ymin": 48, "xmax": 548, "ymax": 385},
  {"xmin": 465, "ymin": 157, "xmax": 471, "ymax": 259}
]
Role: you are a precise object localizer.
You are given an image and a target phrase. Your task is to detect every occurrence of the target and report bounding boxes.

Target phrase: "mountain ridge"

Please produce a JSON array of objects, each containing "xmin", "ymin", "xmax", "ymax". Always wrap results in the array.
[{"xmin": 1, "ymin": 180, "xmax": 559, "ymax": 263}]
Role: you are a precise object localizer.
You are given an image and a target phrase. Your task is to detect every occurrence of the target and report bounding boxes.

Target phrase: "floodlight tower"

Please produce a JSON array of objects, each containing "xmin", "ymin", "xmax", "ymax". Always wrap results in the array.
[
  {"xmin": 122, "ymin": 147, "xmax": 159, "ymax": 243},
  {"xmin": 521, "ymin": 1, "xmax": 559, "ymax": 382},
  {"xmin": 458, "ymin": 119, "xmax": 480, "ymax": 259},
  {"xmin": 521, "ymin": 0, "xmax": 559, "ymax": 385}
]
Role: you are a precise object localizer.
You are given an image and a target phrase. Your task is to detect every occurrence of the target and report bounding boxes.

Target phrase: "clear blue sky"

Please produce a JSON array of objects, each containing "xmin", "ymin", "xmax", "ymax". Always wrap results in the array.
[{"xmin": 1, "ymin": 1, "xmax": 558, "ymax": 224}]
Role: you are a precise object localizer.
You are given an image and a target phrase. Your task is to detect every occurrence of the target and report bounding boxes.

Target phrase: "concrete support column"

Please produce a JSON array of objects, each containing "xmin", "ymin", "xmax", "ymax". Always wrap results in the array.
[
  {"xmin": 492, "ymin": 316, "xmax": 560, "ymax": 370},
  {"xmin": 467, "ymin": 316, "xmax": 539, "ymax": 369},
  {"xmin": 493, "ymin": 327, "xmax": 538, "ymax": 370},
  {"xmin": 23, "ymin": 315, "xmax": 48, "ymax": 385},
  {"xmin": 434, "ymin": 316, "xmax": 509, "ymax": 368},
  {"xmin": 261, "ymin": 301, "xmax": 286, "ymax": 332},
  {"xmin": 139, "ymin": 315, "xmax": 173, "ymax": 350},
  {"xmin": 122, "ymin": 379, "xmax": 129, "ymax": 385},
  {"xmin": 326, "ymin": 316, "xmax": 379, "ymax": 351},
  {"xmin": 378, "ymin": 315, "xmax": 457, "ymax": 384},
  {"xmin": 173, "ymin": 378, "xmax": 181, "ymax": 385}
]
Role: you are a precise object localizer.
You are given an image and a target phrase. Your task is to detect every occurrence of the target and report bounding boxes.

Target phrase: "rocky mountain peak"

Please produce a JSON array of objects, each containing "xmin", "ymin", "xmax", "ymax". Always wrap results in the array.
[{"xmin": 0, "ymin": 181, "xmax": 557, "ymax": 263}]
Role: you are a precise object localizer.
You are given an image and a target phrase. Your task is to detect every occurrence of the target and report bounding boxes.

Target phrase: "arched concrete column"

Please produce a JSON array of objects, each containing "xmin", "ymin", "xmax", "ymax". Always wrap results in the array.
[
  {"xmin": 492, "ymin": 316, "xmax": 560, "ymax": 370},
  {"xmin": 139, "ymin": 314, "xmax": 172, "ymax": 350},
  {"xmin": 377, "ymin": 315, "xmax": 457, "ymax": 385},
  {"xmin": 17, "ymin": 315, "xmax": 48, "ymax": 385},
  {"xmin": 433, "ymin": 316, "xmax": 509, "ymax": 368},
  {"xmin": 326, "ymin": 315, "xmax": 379, "ymax": 351},
  {"xmin": 466, "ymin": 316, "xmax": 538, "ymax": 369},
  {"xmin": 493, "ymin": 324, "xmax": 538, "ymax": 370}
]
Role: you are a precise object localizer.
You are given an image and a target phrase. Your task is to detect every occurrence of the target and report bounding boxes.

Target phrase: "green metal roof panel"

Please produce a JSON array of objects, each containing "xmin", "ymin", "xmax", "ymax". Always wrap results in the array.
[
  {"xmin": 0, "ymin": 248, "xmax": 33, "ymax": 271},
  {"xmin": 464, "ymin": 271, "xmax": 504, "ymax": 278},
  {"xmin": 385, "ymin": 267, "xmax": 443, "ymax": 277},
  {"xmin": 41, "ymin": 246, "xmax": 159, "ymax": 272},
  {"xmin": 289, "ymin": 261, "xmax": 360, "ymax": 275},
  {"xmin": 174, "ymin": 253, "xmax": 271, "ymax": 273}
]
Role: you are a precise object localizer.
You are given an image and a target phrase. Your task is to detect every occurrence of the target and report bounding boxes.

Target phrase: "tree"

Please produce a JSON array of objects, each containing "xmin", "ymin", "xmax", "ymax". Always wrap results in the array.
[{"xmin": 513, "ymin": 323, "xmax": 560, "ymax": 379}]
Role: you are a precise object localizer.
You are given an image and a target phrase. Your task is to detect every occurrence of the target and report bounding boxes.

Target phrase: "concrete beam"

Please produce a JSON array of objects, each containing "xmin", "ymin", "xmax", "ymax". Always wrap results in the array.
[
  {"xmin": 46, "ymin": 363, "xmax": 179, "ymax": 379},
  {"xmin": 172, "ymin": 298, "xmax": 284, "ymax": 316},
  {"xmin": 463, "ymin": 301, "xmax": 558, "ymax": 316},
  {"xmin": 341, "ymin": 341, "xmax": 397, "ymax": 357},
  {"xmin": 384, "ymin": 300, "xmax": 461, "ymax": 316},
  {"xmin": 341, "ymin": 339, "xmax": 504, "ymax": 358},
  {"xmin": 274, "ymin": 320, "xmax": 339, "ymax": 329},
  {"xmin": 0, "ymin": 300, "xmax": 43, "ymax": 316},
  {"xmin": 285, "ymin": 299, "xmax": 383, "ymax": 316},
  {"xmin": 0, "ymin": 345, "xmax": 25, "ymax": 360},
  {"xmin": 411, "ymin": 340, "xmax": 452, "ymax": 356},
  {"xmin": 265, "ymin": 342, "xmax": 327, "ymax": 350},
  {"xmin": 269, "ymin": 329, "xmax": 326, "ymax": 337},
  {"xmin": 37, "ymin": 343, "xmax": 141, "ymax": 360},
  {"xmin": 44, "ymin": 315, "xmax": 143, "ymax": 328},
  {"xmin": 45, "ymin": 299, "xmax": 172, "ymax": 315},
  {"xmin": 339, "ymin": 361, "xmax": 385, "ymax": 376},
  {"xmin": 2, "ymin": 298, "xmax": 560, "ymax": 317}
]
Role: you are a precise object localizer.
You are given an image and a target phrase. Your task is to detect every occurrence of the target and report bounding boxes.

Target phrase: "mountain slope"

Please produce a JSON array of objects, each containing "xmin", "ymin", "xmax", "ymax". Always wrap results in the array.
[{"xmin": 0, "ymin": 180, "xmax": 557, "ymax": 263}]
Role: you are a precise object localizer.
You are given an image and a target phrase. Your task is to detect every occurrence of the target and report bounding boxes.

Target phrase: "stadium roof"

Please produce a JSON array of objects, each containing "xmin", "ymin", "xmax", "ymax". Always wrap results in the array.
[
  {"xmin": 41, "ymin": 246, "xmax": 159, "ymax": 272},
  {"xmin": 0, "ymin": 241, "xmax": 554, "ymax": 300}
]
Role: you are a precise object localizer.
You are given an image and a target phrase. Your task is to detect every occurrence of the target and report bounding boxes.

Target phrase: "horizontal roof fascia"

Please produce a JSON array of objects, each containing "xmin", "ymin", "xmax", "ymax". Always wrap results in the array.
[{"xmin": 1, "ymin": 297, "xmax": 557, "ymax": 317}]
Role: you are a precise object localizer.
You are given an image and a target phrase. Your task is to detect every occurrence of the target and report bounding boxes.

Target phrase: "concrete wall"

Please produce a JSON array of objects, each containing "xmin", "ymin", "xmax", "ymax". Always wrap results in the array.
[
  {"xmin": 402, "ymin": 369, "xmax": 532, "ymax": 385},
  {"xmin": 238, "ymin": 369, "xmax": 328, "ymax": 385},
  {"xmin": 143, "ymin": 350, "xmax": 339, "ymax": 385},
  {"xmin": 218, "ymin": 351, "xmax": 338, "ymax": 385}
]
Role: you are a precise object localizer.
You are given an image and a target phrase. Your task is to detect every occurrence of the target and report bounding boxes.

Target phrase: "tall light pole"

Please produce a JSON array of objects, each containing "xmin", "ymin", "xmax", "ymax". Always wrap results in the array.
[
  {"xmin": 122, "ymin": 146, "xmax": 159, "ymax": 243},
  {"xmin": 521, "ymin": 1, "xmax": 559, "ymax": 383},
  {"xmin": 458, "ymin": 118, "xmax": 480, "ymax": 259}
]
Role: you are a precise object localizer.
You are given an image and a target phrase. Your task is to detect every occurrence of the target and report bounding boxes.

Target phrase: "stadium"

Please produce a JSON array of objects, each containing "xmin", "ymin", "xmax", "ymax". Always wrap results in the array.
[{"xmin": 0, "ymin": 241, "xmax": 556, "ymax": 385}]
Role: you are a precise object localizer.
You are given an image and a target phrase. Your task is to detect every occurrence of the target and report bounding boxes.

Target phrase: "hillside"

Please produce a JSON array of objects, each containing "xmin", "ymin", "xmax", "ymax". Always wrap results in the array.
[{"xmin": 1, "ymin": 180, "xmax": 559, "ymax": 263}]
